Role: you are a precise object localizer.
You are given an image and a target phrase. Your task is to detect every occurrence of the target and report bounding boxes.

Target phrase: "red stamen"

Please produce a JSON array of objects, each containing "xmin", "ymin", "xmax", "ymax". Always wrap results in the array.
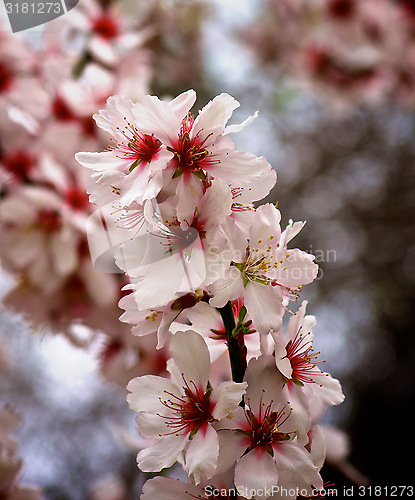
[
  {"xmin": 157, "ymin": 375, "xmax": 214, "ymax": 436},
  {"xmin": 285, "ymin": 327, "xmax": 324, "ymax": 384}
]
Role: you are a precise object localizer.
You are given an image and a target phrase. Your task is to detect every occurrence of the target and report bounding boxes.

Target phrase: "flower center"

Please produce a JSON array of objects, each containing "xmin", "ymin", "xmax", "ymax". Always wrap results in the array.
[
  {"xmin": 66, "ymin": 189, "xmax": 89, "ymax": 210},
  {"xmin": 158, "ymin": 377, "xmax": 214, "ymax": 436},
  {"xmin": 110, "ymin": 118, "xmax": 162, "ymax": 169},
  {"xmin": 53, "ymin": 97, "xmax": 76, "ymax": 122},
  {"xmin": 169, "ymin": 114, "xmax": 218, "ymax": 177},
  {"xmin": 243, "ymin": 397, "xmax": 291, "ymax": 455},
  {"xmin": 235, "ymin": 244, "xmax": 276, "ymax": 287},
  {"xmin": 36, "ymin": 209, "xmax": 62, "ymax": 234},
  {"xmin": 2, "ymin": 151, "xmax": 35, "ymax": 180},
  {"xmin": 92, "ymin": 15, "xmax": 119, "ymax": 39},
  {"xmin": 285, "ymin": 327, "xmax": 324, "ymax": 385},
  {"xmin": 154, "ymin": 221, "xmax": 200, "ymax": 257}
]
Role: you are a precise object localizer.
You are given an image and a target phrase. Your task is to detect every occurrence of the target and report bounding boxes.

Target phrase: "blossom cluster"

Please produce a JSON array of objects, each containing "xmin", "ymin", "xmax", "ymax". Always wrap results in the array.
[
  {"xmin": 76, "ymin": 88, "xmax": 345, "ymax": 498},
  {"xmin": 0, "ymin": 0, "xmax": 206, "ymax": 385},
  {"xmin": 244, "ymin": 0, "xmax": 415, "ymax": 109}
]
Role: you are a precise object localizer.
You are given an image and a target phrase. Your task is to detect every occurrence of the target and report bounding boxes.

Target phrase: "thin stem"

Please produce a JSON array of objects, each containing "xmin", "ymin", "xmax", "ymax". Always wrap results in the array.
[{"xmin": 217, "ymin": 301, "xmax": 247, "ymax": 384}]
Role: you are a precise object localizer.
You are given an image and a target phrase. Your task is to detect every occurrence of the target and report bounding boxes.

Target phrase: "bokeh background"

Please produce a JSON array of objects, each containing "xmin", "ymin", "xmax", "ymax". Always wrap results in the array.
[{"xmin": 1, "ymin": 0, "xmax": 414, "ymax": 497}]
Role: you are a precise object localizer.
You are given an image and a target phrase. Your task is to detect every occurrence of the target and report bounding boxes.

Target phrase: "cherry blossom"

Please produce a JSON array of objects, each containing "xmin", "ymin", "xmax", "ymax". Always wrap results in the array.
[
  {"xmin": 126, "ymin": 330, "xmax": 247, "ymax": 483},
  {"xmin": 119, "ymin": 287, "xmax": 211, "ymax": 349},
  {"xmin": 75, "ymin": 90, "xmax": 196, "ymax": 206},
  {"xmin": 272, "ymin": 301, "xmax": 345, "ymax": 406},
  {"xmin": 209, "ymin": 203, "xmax": 318, "ymax": 335},
  {"xmin": 133, "ymin": 91, "xmax": 271, "ymax": 187},
  {"xmin": 115, "ymin": 177, "xmax": 233, "ymax": 309},
  {"xmin": 0, "ymin": 185, "xmax": 83, "ymax": 293},
  {"xmin": 65, "ymin": 0, "xmax": 150, "ymax": 66},
  {"xmin": 215, "ymin": 356, "xmax": 324, "ymax": 499}
]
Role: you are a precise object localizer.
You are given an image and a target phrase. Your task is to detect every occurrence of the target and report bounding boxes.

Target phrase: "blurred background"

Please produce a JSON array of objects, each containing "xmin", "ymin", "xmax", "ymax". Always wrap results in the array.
[{"xmin": 1, "ymin": 0, "xmax": 414, "ymax": 497}]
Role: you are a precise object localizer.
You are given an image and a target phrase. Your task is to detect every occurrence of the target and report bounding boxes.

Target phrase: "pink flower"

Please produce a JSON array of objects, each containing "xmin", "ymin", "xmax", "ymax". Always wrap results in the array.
[
  {"xmin": 269, "ymin": 301, "xmax": 344, "ymax": 445},
  {"xmin": 272, "ymin": 301, "xmax": 345, "ymax": 405},
  {"xmin": 209, "ymin": 204, "xmax": 318, "ymax": 335},
  {"xmin": 0, "ymin": 185, "xmax": 83, "ymax": 292},
  {"xmin": 215, "ymin": 356, "xmax": 324, "ymax": 499},
  {"xmin": 126, "ymin": 330, "xmax": 247, "ymax": 483},
  {"xmin": 119, "ymin": 287, "xmax": 211, "ymax": 349},
  {"xmin": 65, "ymin": 0, "xmax": 149, "ymax": 66},
  {"xmin": 115, "ymin": 177, "xmax": 232, "ymax": 309},
  {"xmin": 134, "ymin": 91, "xmax": 271, "ymax": 187},
  {"xmin": 75, "ymin": 90, "xmax": 196, "ymax": 206}
]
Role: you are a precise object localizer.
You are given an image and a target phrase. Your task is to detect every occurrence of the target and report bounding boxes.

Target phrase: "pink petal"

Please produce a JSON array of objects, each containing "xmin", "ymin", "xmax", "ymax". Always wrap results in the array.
[
  {"xmin": 169, "ymin": 330, "xmax": 210, "ymax": 388},
  {"xmin": 185, "ymin": 424, "xmax": 219, "ymax": 484},
  {"xmin": 234, "ymin": 449, "xmax": 279, "ymax": 500}
]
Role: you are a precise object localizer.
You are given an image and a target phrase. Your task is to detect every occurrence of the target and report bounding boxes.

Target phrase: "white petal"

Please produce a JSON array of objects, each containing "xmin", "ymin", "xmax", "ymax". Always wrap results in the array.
[
  {"xmin": 309, "ymin": 425, "xmax": 326, "ymax": 470},
  {"xmin": 169, "ymin": 330, "xmax": 210, "ymax": 388},
  {"xmin": 75, "ymin": 151, "xmax": 127, "ymax": 172},
  {"xmin": 224, "ymin": 110, "xmax": 258, "ymax": 134},
  {"xmin": 234, "ymin": 449, "xmax": 279, "ymax": 500},
  {"xmin": 127, "ymin": 375, "xmax": 181, "ymax": 413},
  {"xmin": 130, "ymin": 254, "xmax": 185, "ymax": 308},
  {"xmin": 199, "ymin": 179, "xmax": 232, "ymax": 228},
  {"xmin": 321, "ymin": 424, "xmax": 350, "ymax": 463},
  {"xmin": 137, "ymin": 434, "xmax": 188, "ymax": 472},
  {"xmin": 270, "ymin": 248, "xmax": 318, "ymax": 288},
  {"xmin": 281, "ymin": 384, "xmax": 311, "ymax": 446},
  {"xmin": 215, "ymin": 429, "xmax": 247, "ymax": 474},
  {"xmin": 135, "ymin": 412, "xmax": 171, "ymax": 439},
  {"xmin": 245, "ymin": 281, "xmax": 284, "ymax": 335},
  {"xmin": 211, "ymin": 381, "xmax": 247, "ymax": 420},
  {"xmin": 208, "ymin": 270, "xmax": 244, "ymax": 308},
  {"xmin": 209, "ymin": 152, "xmax": 272, "ymax": 185},
  {"xmin": 191, "ymin": 93, "xmax": 240, "ymax": 141},
  {"xmin": 132, "ymin": 95, "xmax": 181, "ymax": 145},
  {"xmin": 249, "ymin": 204, "xmax": 281, "ymax": 248},
  {"xmin": 244, "ymin": 356, "xmax": 285, "ymax": 413},
  {"xmin": 185, "ymin": 424, "xmax": 219, "ymax": 484},
  {"xmin": 310, "ymin": 372, "xmax": 345, "ymax": 406},
  {"xmin": 141, "ymin": 477, "xmax": 203, "ymax": 500},
  {"xmin": 272, "ymin": 336, "xmax": 292, "ymax": 380},
  {"xmin": 169, "ymin": 89, "xmax": 197, "ymax": 119},
  {"xmin": 273, "ymin": 442, "xmax": 323, "ymax": 492}
]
